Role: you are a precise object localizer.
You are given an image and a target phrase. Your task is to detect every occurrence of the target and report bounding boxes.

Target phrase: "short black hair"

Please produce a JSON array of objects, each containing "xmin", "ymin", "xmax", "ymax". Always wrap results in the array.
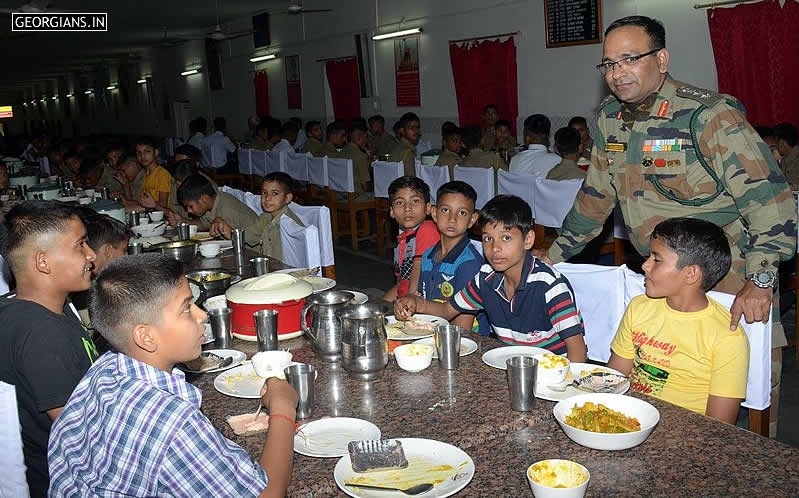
[
  {"xmin": 524, "ymin": 114, "xmax": 551, "ymax": 137},
  {"xmin": 441, "ymin": 121, "xmax": 457, "ymax": 135},
  {"xmin": 773, "ymin": 123, "xmax": 798, "ymax": 147},
  {"xmin": 174, "ymin": 144, "xmax": 203, "ymax": 165},
  {"xmin": 368, "ymin": 115, "xmax": 385, "ymax": 125},
  {"xmin": 388, "ymin": 176, "xmax": 431, "ymax": 203},
  {"xmin": 349, "ymin": 122, "xmax": 368, "ymax": 138},
  {"xmin": 351, "ymin": 117, "xmax": 367, "ymax": 128},
  {"xmin": 117, "ymin": 154, "xmax": 139, "ymax": 170},
  {"xmin": 89, "ymin": 254, "xmax": 185, "ymax": 352},
  {"xmin": 605, "ymin": 15, "xmax": 666, "ymax": 51},
  {"xmin": 213, "ymin": 116, "xmax": 227, "ymax": 131},
  {"xmin": 437, "ymin": 181, "xmax": 476, "ymax": 208},
  {"xmin": 442, "ymin": 126, "xmax": 462, "ymax": 142},
  {"xmin": 77, "ymin": 207, "xmax": 133, "ymax": 252},
  {"xmin": 262, "ymin": 172, "xmax": 294, "ymax": 193},
  {"xmin": 483, "ymin": 104, "xmax": 499, "ymax": 113},
  {"xmin": 754, "ymin": 126, "xmax": 774, "ymax": 140},
  {"xmin": 477, "ymin": 195, "xmax": 533, "ymax": 235},
  {"xmin": 177, "ymin": 174, "xmax": 216, "ymax": 203},
  {"xmin": 651, "ymin": 217, "xmax": 731, "ymax": 291},
  {"xmin": 173, "ymin": 159, "xmax": 200, "ymax": 182},
  {"xmin": 305, "ymin": 120, "xmax": 321, "ymax": 135},
  {"xmin": 461, "ymin": 125, "xmax": 482, "ymax": 148},
  {"xmin": 282, "ymin": 120, "xmax": 300, "ymax": 135},
  {"xmin": 0, "ymin": 201, "xmax": 81, "ymax": 274},
  {"xmin": 554, "ymin": 127, "xmax": 581, "ymax": 156},
  {"xmin": 494, "ymin": 119, "xmax": 511, "ymax": 131},
  {"xmin": 135, "ymin": 136, "xmax": 160, "ymax": 151},
  {"xmin": 194, "ymin": 117, "xmax": 207, "ymax": 133},
  {"xmin": 568, "ymin": 116, "xmax": 588, "ymax": 128},
  {"xmin": 327, "ymin": 120, "xmax": 347, "ymax": 136},
  {"xmin": 399, "ymin": 112, "xmax": 420, "ymax": 129}
]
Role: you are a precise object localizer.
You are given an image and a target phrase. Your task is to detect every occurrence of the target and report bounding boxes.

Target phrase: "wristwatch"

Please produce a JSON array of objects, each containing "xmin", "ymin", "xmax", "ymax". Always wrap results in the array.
[{"xmin": 748, "ymin": 270, "xmax": 776, "ymax": 289}]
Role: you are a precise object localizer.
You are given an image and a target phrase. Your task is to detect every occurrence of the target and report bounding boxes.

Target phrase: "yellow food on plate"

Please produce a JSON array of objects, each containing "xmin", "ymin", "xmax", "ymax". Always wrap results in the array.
[
  {"xmin": 527, "ymin": 460, "xmax": 588, "ymax": 488},
  {"xmin": 565, "ymin": 402, "xmax": 641, "ymax": 433},
  {"xmin": 579, "ymin": 368, "xmax": 607, "ymax": 378},
  {"xmin": 400, "ymin": 344, "xmax": 434, "ymax": 357},
  {"xmin": 538, "ymin": 353, "xmax": 569, "ymax": 369}
]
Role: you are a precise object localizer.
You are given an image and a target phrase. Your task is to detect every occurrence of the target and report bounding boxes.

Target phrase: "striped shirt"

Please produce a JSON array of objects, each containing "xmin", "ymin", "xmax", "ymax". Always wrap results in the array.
[
  {"xmin": 48, "ymin": 352, "xmax": 267, "ymax": 497},
  {"xmin": 450, "ymin": 253, "xmax": 584, "ymax": 354}
]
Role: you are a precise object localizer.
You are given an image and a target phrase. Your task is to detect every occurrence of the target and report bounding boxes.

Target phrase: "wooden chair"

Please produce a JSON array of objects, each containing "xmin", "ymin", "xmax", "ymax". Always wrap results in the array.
[{"xmin": 326, "ymin": 157, "xmax": 375, "ymax": 250}]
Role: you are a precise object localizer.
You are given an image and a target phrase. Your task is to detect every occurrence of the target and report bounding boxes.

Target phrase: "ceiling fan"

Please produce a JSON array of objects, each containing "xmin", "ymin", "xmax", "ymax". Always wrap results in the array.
[
  {"xmin": 0, "ymin": 0, "xmax": 77, "ymax": 15},
  {"xmin": 277, "ymin": 0, "xmax": 332, "ymax": 15}
]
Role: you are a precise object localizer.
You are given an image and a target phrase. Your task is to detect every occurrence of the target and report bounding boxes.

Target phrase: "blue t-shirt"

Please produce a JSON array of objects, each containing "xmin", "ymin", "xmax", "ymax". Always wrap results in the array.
[{"xmin": 418, "ymin": 236, "xmax": 490, "ymax": 335}]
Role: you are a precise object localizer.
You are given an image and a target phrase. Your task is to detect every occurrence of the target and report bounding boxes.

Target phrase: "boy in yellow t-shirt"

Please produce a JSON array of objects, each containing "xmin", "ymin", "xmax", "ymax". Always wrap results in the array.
[{"xmin": 608, "ymin": 217, "xmax": 749, "ymax": 424}]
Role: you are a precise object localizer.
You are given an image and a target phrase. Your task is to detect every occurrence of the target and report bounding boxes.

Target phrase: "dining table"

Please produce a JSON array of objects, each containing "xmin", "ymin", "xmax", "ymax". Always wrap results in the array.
[{"xmin": 184, "ymin": 252, "xmax": 799, "ymax": 497}]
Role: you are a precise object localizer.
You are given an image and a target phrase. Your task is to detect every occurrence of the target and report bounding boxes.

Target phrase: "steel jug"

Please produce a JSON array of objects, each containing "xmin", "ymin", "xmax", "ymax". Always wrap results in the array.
[
  {"xmin": 339, "ymin": 303, "xmax": 388, "ymax": 380},
  {"xmin": 301, "ymin": 290, "xmax": 353, "ymax": 362}
]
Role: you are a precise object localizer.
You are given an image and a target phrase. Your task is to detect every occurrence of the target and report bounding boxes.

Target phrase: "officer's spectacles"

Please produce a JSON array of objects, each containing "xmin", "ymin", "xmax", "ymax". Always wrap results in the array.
[{"xmin": 595, "ymin": 48, "xmax": 661, "ymax": 75}]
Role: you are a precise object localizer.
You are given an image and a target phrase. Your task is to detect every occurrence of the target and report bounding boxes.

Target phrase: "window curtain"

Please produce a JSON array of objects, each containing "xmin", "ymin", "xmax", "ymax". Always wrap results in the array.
[
  {"xmin": 254, "ymin": 71, "xmax": 270, "ymax": 119},
  {"xmin": 448, "ymin": 37, "xmax": 518, "ymax": 135},
  {"xmin": 707, "ymin": 1, "xmax": 799, "ymax": 126},
  {"xmin": 324, "ymin": 57, "xmax": 361, "ymax": 124}
]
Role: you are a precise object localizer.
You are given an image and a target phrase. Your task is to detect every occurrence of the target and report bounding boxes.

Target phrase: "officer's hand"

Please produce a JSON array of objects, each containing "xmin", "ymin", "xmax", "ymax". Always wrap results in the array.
[
  {"xmin": 532, "ymin": 248, "xmax": 553, "ymax": 265},
  {"xmin": 729, "ymin": 281, "xmax": 773, "ymax": 330}
]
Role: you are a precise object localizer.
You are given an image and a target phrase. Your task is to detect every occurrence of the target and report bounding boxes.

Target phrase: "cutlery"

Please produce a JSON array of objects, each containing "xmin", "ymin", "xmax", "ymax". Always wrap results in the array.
[
  {"xmin": 344, "ymin": 483, "xmax": 434, "ymax": 495},
  {"xmin": 547, "ymin": 371, "xmax": 625, "ymax": 393}
]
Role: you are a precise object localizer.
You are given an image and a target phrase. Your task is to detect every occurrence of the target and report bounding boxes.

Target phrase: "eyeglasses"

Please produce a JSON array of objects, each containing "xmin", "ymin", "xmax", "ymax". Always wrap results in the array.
[{"xmin": 595, "ymin": 48, "xmax": 661, "ymax": 75}]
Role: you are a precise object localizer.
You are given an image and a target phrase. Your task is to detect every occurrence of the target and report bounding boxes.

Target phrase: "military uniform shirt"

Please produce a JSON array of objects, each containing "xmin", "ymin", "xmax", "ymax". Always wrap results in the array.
[
  {"xmin": 389, "ymin": 137, "xmax": 418, "ymax": 177},
  {"xmin": 199, "ymin": 191, "xmax": 259, "ymax": 238},
  {"xmin": 244, "ymin": 206, "xmax": 304, "ymax": 262},
  {"xmin": 546, "ymin": 158, "xmax": 586, "ymax": 181},
  {"xmin": 370, "ymin": 133, "xmax": 398, "ymax": 159},
  {"xmin": 301, "ymin": 138, "xmax": 324, "ymax": 157},
  {"xmin": 250, "ymin": 136, "xmax": 272, "ymax": 151},
  {"xmin": 460, "ymin": 148, "xmax": 506, "ymax": 171},
  {"xmin": 342, "ymin": 142, "xmax": 372, "ymax": 194},
  {"xmin": 434, "ymin": 149, "xmax": 461, "ymax": 178}
]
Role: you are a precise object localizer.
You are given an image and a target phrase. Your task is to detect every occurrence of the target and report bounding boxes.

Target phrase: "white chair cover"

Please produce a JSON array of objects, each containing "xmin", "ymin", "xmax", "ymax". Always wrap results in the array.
[
  {"xmin": 372, "ymin": 161, "xmax": 404, "ymax": 199},
  {"xmin": 250, "ymin": 150, "xmax": 267, "ymax": 177},
  {"xmin": 237, "ymin": 148, "xmax": 252, "ymax": 175},
  {"xmin": 415, "ymin": 140, "xmax": 434, "ymax": 158},
  {"xmin": 218, "ymin": 186, "xmax": 262, "ymax": 214},
  {"xmin": 453, "ymin": 166, "xmax": 495, "ymax": 210},
  {"xmin": 307, "ymin": 157, "xmax": 328, "ymax": 187},
  {"xmin": 280, "ymin": 216, "xmax": 321, "ymax": 271},
  {"xmin": 39, "ymin": 156, "xmax": 50, "ymax": 177},
  {"xmin": 265, "ymin": 151, "xmax": 284, "ymax": 175},
  {"xmin": 289, "ymin": 202, "xmax": 335, "ymax": 268},
  {"xmin": 415, "ymin": 163, "xmax": 450, "ymax": 204},
  {"xmin": 0, "ymin": 382, "xmax": 30, "ymax": 498},
  {"xmin": 496, "ymin": 169, "xmax": 537, "ymax": 215},
  {"xmin": 326, "ymin": 157, "xmax": 355, "ymax": 193},
  {"xmin": 533, "ymin": 177, "xmax": 583, "ymax": 228},
  {"xmin": 286, "ymin": 152, "xmax": 309, "ymax": 182}
]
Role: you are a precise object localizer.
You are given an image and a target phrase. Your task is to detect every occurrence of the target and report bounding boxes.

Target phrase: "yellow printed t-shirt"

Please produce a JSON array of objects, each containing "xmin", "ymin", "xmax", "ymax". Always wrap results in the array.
[
  {"xmin": 141, "ymin": 166, "xmax": 173, "ymax": 201},
  {"xmin": 610, "ymin": 295, "xmax": 749, "ymax": 415}
]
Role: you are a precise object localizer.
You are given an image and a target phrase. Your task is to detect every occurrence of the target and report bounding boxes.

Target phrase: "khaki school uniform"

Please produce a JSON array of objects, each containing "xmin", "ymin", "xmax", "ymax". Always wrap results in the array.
[
  {"xmin": 481, "ymin": 126, "xmax": 497, "ymax": 151},
  {"xmin": 389, "ymin": 137, "xmax": 417, "ymax": 177},
  {"xmin": 169, "ymin": 172, "xmax": 218, "ymax": 219},
  {"xmin": 198, "ymin": 191, "xmax": 259, "ymax": 240},
  {"xmin": 244, "ymin": 205, "xmax": 304, "ymax": 261},
  {"xmin": 301, "ymin": 137, "xmax": 325, "ymax": 157},
  {"xmin": 128, "ymin": 169, "xmax": 146, "ymax": 200},
  {"xmin": 546, "ymin": 158, "xmax": 586, "ymax": 181},
  {"xmin": 460, "ymin": 148, "xmax": 506, "ymax": 171},
  {"xmin": 251, "ymin": 136, "xmax": 273, "ymax": 151},
  {"xmin": 370, "ymin": 133, "xmax": 398, "ymax": 159},
  {"xmin": 434, "ymin": 149, "xmax": 461, "ymax": 179},
  {"xmin": 338, "ymin": 142, "xmax": 374, "ymax": 202},
  {"xmin": 95, "ymin": 164, "xmax": 123, "ymax": 192}
]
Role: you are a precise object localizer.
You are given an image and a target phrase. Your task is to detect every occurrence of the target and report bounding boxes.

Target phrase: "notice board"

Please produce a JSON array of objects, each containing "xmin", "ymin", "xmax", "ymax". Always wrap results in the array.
[{"xmin": 545, "ymin": 0, "xmax": 602, "ymax": 48}]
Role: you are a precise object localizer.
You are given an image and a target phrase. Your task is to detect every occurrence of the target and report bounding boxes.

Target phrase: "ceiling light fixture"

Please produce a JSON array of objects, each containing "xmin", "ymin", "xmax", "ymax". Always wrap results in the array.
[
  {"xmin": 137, "ymin": 78, "xmax": 147, "ymax": 84},
  {"xmin": 249, "ymin": 54, "xmax": 276, "ymax": 62},
  {"xmin": 372, "ymin": 27, "xmax": 422, "ymax": 40},
  {"xmin": 66, "ymin": 93, "xmax": 73, "ymax": 98},
  {"xmin": 106, "ymin": 85, "xmax": 116, "ymax": 90},
  {"xmin": 85, "ymin": 89, "xmax": 93, "ymax": 95},
  {"xmin": 51, "ymin": 96, "xmax": 57, "ymax": 100},
  {"xmin": 181, "ymin": 69, "xmax": 199, "ymax": 76},
  {"xmin": 40, "ymin": 98, "xmax": 46, "ymax": 102}
]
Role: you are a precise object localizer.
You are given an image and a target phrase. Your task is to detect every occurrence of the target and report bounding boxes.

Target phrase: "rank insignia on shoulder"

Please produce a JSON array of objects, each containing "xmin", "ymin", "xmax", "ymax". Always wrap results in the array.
[
  {"xmin": 667, "ymin": 160, "xmax": 681, "ymax": 167},
  {"xmin": 657, "ymin": 100, "xmax": 669, "ymax": 117},
  {"xmin": 605, "ymin": 142, "xmax": 626, "ymax": 152},
  {"xmin": 642, "ymin": 156, "xmax": 654, "ymax": 167},
  {"xmin": 654, "ymin": 158, "xmax": 666, "ymax": 167}
]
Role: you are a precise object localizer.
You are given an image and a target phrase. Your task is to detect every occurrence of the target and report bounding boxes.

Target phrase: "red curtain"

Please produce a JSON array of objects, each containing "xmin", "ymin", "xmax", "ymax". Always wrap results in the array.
[
  {"xmin": 254, "ymin": 71, "xmax": 270, "ymax": 119},
  {"xmin": 708, "ymin": 1, "xmax": 799, "ymax": 126},
  {"xmin": 448, "ymin": 37, "xmax": 518, "ymax": 135},
  {"xmin": 325, "ymin": 57, "xmax": 361, "ymax": 124}
]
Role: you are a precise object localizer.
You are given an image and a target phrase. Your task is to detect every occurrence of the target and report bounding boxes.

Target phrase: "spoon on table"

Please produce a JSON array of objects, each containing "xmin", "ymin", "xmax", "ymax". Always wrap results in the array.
[{"xmin": 344, "ymin": 483, "xmax": 434, "ymax": 495}]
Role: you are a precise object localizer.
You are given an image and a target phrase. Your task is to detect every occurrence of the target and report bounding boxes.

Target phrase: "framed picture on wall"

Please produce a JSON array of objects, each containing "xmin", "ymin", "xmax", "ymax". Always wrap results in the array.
[
  {"xmin": 544, "ymin": 0, "xmax": 602, "ymax": 48},
  {"xmin": 285, "ymin": 55, "xmax": 302, "ymax": 109},
  {"xmin": 394, "ymin": 35, "xmax": 421, "ymax": 107}
]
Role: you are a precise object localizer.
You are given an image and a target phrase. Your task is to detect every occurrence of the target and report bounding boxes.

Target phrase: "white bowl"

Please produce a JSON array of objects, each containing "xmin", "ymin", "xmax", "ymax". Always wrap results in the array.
[
  {"xmin": 58, "ymin": 196, "xmax": 78, "ymax": 202},
  {"xmin": 527, "ymin": 459, "xmax": 590, "ymax": 498},
  {"xmin": 394, "ymin": 344, "xmax": 434, "ymax": 372},
  {"xmin": 553, "ymin": 393, "xmax": 660, "ymax": 451},
  {"xmin": 84, "ymin": 188, "xmax": 96, "ymax": 198},
  {"xmin": 130, "ymin": 222, "xmax": 166, "ymax": 238},
  {"xmin": 148, "ymin": 210, "xmax": 164, "ymax": 222},
  {"xmin": 199, "ymin": 242, "xmax": 221, "ymax": 258},
  {"xmin": 78, "ymin": 197, "xmax": 92, "ymax": 205},
  {"xmin": 252, "ymin": 350, "xmax": 293, "ymax": 379},
  {"xmin": 533, "ymin": 353, "xmax": 570, "ymax": 385}
]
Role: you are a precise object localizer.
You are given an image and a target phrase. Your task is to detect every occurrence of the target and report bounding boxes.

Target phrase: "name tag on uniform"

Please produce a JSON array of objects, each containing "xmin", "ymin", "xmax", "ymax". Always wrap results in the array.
[
  {"xmin": 642, "ymin": 138, "xmax": 691, "ymax": 152},
  {"xmin": 605, "ymin": 142, "xmax": 626, "ymax": 152}
]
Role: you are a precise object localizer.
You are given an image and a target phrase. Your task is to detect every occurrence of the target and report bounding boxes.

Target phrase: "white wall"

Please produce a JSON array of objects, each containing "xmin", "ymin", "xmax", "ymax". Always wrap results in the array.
[{"xmin": 8, "ymin": 0, "xmax": 718, "ymax": 143}]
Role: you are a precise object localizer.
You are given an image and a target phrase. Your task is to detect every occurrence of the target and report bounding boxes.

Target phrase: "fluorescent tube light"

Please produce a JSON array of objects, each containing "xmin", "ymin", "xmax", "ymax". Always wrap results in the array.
[
  {"xmin": 51, "ymin": 96, "xmax": 57, "ymax": 100},
  {"xmin": 372, "ymin": 28, "xmax": 422, "ymax": 40},
  {"xmin": 181, "ymin": 69, "xmax": 199, "ymax": 76},
  {"xmin": 106, "ymin": 85, "xmax": 116, "ymax": 90},
  {"xmin": 85, "ymin": 89, "xmax": 93, "ymax": 95},
  {"xmin": 249, "ymin": 54, "xmax": 276, "ymax": 62},
  {"xmin": 137, "ymin": 78, "xmax": 147, "ymax": 84}
]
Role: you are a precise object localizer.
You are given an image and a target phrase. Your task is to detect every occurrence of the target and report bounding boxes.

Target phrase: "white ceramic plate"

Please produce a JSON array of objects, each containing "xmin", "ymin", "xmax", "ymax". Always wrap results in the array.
[
  {"xmin": 413, "ymin": 337, "xmax": 478, "ymax": 358},
  {"xmin": 181, "ymin": 349, "xmax": 245, "ymax": 374},
  {"xmin": 275, "ymin": 268, "xmax": 335, "ymax": 292},
  {"xmin": 334, "ymin": 438, "xmax": 475, "ymax": 498},
  {"xmin": 385, "ymin": 315, "xmax": 447, "ymax": 341},
  {"xmin": 294, "ymin": 418, "xmax": 381, "ymax": 458},
  {"xmin": 535, "ymin": 363, "xmax": 630, "ymax": 402},
  {"xmin": 480, "ymin": 346, "xmax": 551, "ymax": 370},
  {"xmin": 214, "ymin": 361, "xmax": 308, "ymax": 398}
]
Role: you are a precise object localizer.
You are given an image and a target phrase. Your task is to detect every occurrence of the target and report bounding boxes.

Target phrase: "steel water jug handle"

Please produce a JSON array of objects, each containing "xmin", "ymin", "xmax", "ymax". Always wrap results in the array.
[{"xmin": 301, "ymin": 303, "xmax": 316, "ymax": 341}]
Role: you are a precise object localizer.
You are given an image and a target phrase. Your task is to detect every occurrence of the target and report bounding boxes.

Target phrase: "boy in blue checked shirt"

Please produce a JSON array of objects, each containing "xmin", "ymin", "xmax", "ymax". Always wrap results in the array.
[
  {"xmin": 395, "ymin": 195, "xmax": 587, "ymax": 361},
  {"xmin": 48, "ymin": 254, "xmax": 298, "ymax": 497},
  {"xmin": 418, "ymin": 181, "xmax": 489, "ymax": 334}
]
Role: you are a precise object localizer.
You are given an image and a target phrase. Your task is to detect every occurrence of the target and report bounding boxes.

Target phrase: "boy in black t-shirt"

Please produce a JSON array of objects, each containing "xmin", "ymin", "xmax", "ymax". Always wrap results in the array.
[{"xmin": 0, "ymin": 201, "xmax": 100, "ymax": 497}]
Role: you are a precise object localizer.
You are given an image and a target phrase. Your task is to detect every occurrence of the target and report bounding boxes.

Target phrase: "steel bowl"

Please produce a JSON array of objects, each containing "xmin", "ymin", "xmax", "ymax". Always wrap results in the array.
[
  {"xmin": 152, "ymin": 240, "xmax": 197, "ymax": 263},
  {"xmin": 186, "ymin": 269, "xmax": 233, "ymax": 297}
]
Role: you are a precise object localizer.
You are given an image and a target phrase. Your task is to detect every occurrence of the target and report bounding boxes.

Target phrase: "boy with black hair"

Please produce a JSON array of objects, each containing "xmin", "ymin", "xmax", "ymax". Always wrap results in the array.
[
  {"xmin": 493, "ymin": 119, "xmax": 517, "ymax": 161},
  {"xmin": 301, "ymin": 121, "xmax": 324, "ymax": 157},
  {"xmin": 383, "ymin": 176, "xmax": 439, "ymax": 301},
  {"xmin": 0, "ymin": 201, "xmax": 99, "ymax": 497},
  {"xmin": 243, "ymin": 172, "xmax": 305, "ymax": 261},
  {"xmin": 608, "ymin": 217, "xmax": 749, "ymax": 424},
  {"xmin": 368, "ymin": 114, "xmax": 397, "ymax": 158},
  {"xmin": 133, "ymin": 137, "xmax": 172, "ymax": 210},
  {"xmin": 48, "ymin": 254, "xmax": 298, "ymax": 497},
  {"xmin": 323, "ymin": 121, "xmax": 347, "ymax": 156},
  {"xmin": 773, "ymin": 122, "xmax": 799, "ymax": 187},
  {"xmin": 113, "ymin": 154, "xmax": 146, "ymax": 210},
  {"xmin": 509, "ymin": 114, "xmax": 561, "ymax": 177},
  {"xmin": 435, "ymin": 127, "xmax": 463, "ymax": 178},
  {"xmin": 178, "ymin": 174, "xmax": 258, "ymax": 241},
  {"xmin": 395, "ymin": 194, "xmax": 587, "ymax": 360},
  {"xmin": 342, "ymin": 123, "xmax": 374, "ymax": 197},
  {"xmin": 81, "ymin": 210, "xmax": 133, "ymax": 277},
  {"xmin": 547, "ymin": 127, "xmax": 586, "ymax": 181},
  {"xmin": 94, "ymin": 142, "xmax": 125, "ymax": 192},
  {"xmin": 280, "ymin": 120, "xmax": 300, "ymax": 150},
  {"xmin": 418, "ymin": 181, "xmax": 489, "ymax": 334},
  {"xmin": 252, "ymin": 120, "xmax": 273, "ymax": 151},
  {"xmin": 568, "ymin": 116, "xmax": 593, "ymax": 161},
  {"xmin": 460, "ymin": 125, "xmax": 505, "ymax": 171},
  {"xmin": 389, "ymin": 112, "xmax": 422, "ymax": 177}
]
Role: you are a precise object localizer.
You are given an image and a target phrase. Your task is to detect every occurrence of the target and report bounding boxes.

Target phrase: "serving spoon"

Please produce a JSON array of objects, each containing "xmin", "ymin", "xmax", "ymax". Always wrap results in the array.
[{"xmin": 344, "ymin": 483, "xmax": 434, "ymax": 495}]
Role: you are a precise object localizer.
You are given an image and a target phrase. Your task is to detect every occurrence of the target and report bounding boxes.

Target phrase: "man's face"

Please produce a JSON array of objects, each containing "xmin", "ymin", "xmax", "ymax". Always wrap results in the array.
[
  {"xmin": 184, "ymin": 194, "xmax": 213, "ymax": 217},
  {"xmin": 495, "ymin": 125, "xmax": 511, "ymax": 142},
  {"xmin": 481, "ymin": 222, "xmax": 533, "ymax": 274},
  {"xmin": 369, "ymin": 121, "xmax": 384, "ymax": 136},
  {"xmin": 310, "ymin": 125, "xmax": 323, "ymax": 141},
  {"xmin": 403, "ymin": 120, "xmax": 421, "ymax": 145},
  {"xmin": 390, "ymin": 187, "xmax": 430, "ymax": 229},
  {"xmin": 483, "ymin": 108, "xmax": 499, "ymax": 126},
  {"xmin": 353, "ymin": 133, "xmax": 369, "ymax": 149},
  {"xmin": 154, "ymin": 278, "xmax": 208, "ymax": 363},
  {"xmin": 106, "ymin": 149, "xmax": 122, "ymax": 168},
  {"xmin": 121, "ymin": 160, "xmax": 140, "ymax": 182},
  {"xmin": 285, "ymin": 131, "xmax": 298, "ymax": 145},
  {"xmin": 571, "ymin": 123, "xmax": 590, "ymax": 144},
  {"xmin": 776, "ymin": 139, "xmax": 792, "ymax": 158},
  {"xmin": 66, "ymin": 157, "xmax": 81, "ymax": 174},
  {"xmin": 136, "ymin": 144, "xmax": 158, "ymax": 168},
  {"xmin": 47, "ymin": 217, "xmax": 97, "ymax": 292},
  {"xmin": 444, "ymin": 135, "xmax": 463, "ymax": 153},
  {"xmin": 261, "ymin": 181, "xmax": 292, "ymax": 214},
  {"xmin": 329, "ymin": 130, "xmax": 347, "ymax": 147},
  {"xmin": 764, "ymin": 137, "xmax": 783, "ymax": 162},
  {"xmin": 92, "ymin": 240, "xmax": 129, "ymax": 277},
  {"xmin": 602, "ymin": 26, "xmax": 669, "ymax": 104},
  {"xmin": 641, "ymin": 237, "xmax": 685, "ymax": 298},
  {"xmin": 432, "ymin": 193, "xmax": 477, "ymax": 240}
]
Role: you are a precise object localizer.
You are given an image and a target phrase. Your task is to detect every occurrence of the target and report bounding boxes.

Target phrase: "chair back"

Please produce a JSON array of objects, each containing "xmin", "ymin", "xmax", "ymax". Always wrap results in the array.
[
  {"xmin": 497, "ymin": 169, "xmax": 537, "ymax": 215},
  {"xmin": 307, "ymin": 157, "xmax": 329, "ymax": 187},
  {"xmin": 279, "ymin": 216, "xmax": 322, "ymax": 270},
  {"xmin": 415, "ymin": 163, "xmax": 450, "ymax": 204},
  {"xmin": 289, "ymin": 202, "xmax": 335, "ymax": 267},
  {"xmin": 265, "ymin": 151, "xmax": 284, "ymax": 175},
  {"xmin": 327, "ymin": 157, "xmax": 355, "ymax": 193},
  {"xmin": 250, "ymin": 149, "xmax": 267, "ymax": 177},
  {"xmin": 0, "ymin": 381, "xmax": 30, "ymax": 498},
  {"xmin": 219, "ymin": 186, "xmax": 262, "ymax": 214},
  {"xmin": 237, "ymin": 148, "xmax": 252, "ymax": 175},
  {"xmin": 372, "ymin": 161, "xmax": 404, "ymax": 198},
  {"xmin": 533, "ymin": 177, "xmax": 583, "ymax": 228},
  {"xmin": 286, "ymin": 152, "xmax": 309, "ymax": 182},
  {"xmin": 453, "ymin": 165, "xmax": 495, "ymax": 210}
]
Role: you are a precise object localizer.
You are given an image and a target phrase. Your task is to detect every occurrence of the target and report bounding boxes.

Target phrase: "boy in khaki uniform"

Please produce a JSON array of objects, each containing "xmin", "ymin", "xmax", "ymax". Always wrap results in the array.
[
  {"xmin": 480, "ymin": 104, "xmax": 500, "ymax": 150},
  {"xmin": 460, "ymin": 125, "xmax": 506, "ymax": 171},
  {"xmin": 434, "ymin": 127, "xmax": 463, "ymax": 178},
  {"xmin": 244, "ymin": 172, "xmax": 305, "ymax": 262},
  {"xmin": 494, "ymin": 120, "xmax": 518, "ymax": 161},
  {"xmin": 177, "ymin": 174, "xmax": 259, "ymax": 241},
  {"xmin": 301, "ymin": 121, "xmax": 325, "ymax": 157},
  {"xmin": 251, "ymin": 121, "xmax": 273, "ymax": 151},
  {"xmin": 341, "ymin": 123, "xmax": 374, "ymax": 200},
  {"xmin": 322, "ymin": 121, "xmax": 347, "ymax": 157},
  {"xmin": 547, "ymin": 127, "xmax": 586, "ymax": 181},
  {"xmin": 389, "ymin": 112, "xmax": 421, "ymax": 177},
  {"xmin": 368, "ymin": 115, "xmax": 398, "ymax": 159}
]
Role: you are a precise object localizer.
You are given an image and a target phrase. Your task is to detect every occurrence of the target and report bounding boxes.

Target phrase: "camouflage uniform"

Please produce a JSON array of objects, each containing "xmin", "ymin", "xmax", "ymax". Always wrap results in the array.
[{"xmin": 547, "ymin": 76, "xmax": 797, "ymax": 351}]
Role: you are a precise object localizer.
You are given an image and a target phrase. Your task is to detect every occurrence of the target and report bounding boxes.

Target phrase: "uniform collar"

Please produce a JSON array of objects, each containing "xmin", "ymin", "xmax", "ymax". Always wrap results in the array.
[
  {"xmin": 400, "ymin": 137, "xmax": 417, "ymax": 152},
  {"xmin": 433, "ymin": 235, "xmax": 471, "ymax": 265},
  {"xmin": 619, "ymin": 74, "xmax": 676, "ymax": 124},
  {"xmin": 266, "ymin": 205, "xmax": 289, "ymax": 225},
  {"xmin": 115, "ymin": 352, "xmax": 202, "ymax": 407},
  {"xmin": 208, "ymin": 191, "xmax": 222, "ymax": 218},
  {"xmin": 488, "ymin": 251, "xmax": 535, "ymax": 297},
  {"xmin": 526, "ymin": 144, "xmax": 548, "ymax": 152}
]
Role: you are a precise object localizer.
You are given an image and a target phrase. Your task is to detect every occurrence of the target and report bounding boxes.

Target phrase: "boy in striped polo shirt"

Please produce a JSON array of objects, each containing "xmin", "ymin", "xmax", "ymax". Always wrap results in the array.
[{"xmin": 395, "ymin": 195, "xmax": 587, "ymax": 361}]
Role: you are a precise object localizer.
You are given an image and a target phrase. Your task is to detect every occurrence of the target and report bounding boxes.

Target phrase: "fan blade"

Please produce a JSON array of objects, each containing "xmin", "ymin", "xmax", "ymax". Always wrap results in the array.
[
  {"xmin": 224, "ymin": 30, "xmax": 253, "ymax": 40},
  {"xmin": 300, "ymin": 9, "xmax": 333, "ymax": 13}
]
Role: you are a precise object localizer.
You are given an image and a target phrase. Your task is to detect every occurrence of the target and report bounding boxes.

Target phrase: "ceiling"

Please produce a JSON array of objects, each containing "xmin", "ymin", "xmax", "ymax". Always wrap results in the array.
[{"xmin": 0, "ymin": 0, "xmax": 290, "ymax": 101}]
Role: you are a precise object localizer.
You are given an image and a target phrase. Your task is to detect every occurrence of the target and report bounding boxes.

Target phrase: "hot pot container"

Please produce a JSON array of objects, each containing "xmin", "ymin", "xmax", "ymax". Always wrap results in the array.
[{"xmin": 225, "ymin": 273, "xmax": 313, "ymax": 341}]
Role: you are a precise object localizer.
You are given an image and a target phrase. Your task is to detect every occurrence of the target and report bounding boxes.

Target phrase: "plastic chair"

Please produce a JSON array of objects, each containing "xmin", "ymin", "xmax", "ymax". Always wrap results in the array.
[
  {"xmin": 0, "ymin": 382, "xmax": 30, "ymax": 498},
  {"xmin": 279, "ymin": 216, "xmax": 322, "ymax": 272},
  {"xmin": 496, "ymin": 169, "xmax": 537, "ymax": 214},
  {"xmin": 453, "ymin": 165, "xmax": 495, "ymax": 210},
  {"xmin": 415, "ymin": 163, "xmax": 450, "ymax": 205},
  {"xmin": 289, "ymin": 202, "xmax": 336, "ymax": 279}
]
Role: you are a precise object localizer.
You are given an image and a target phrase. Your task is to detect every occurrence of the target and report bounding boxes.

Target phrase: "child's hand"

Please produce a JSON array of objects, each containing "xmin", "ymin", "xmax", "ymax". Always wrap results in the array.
[
  {"xmin": 260, "ymin": 377, "xmax": 298, "ymax": 418},
  {"xmin": 394, "ymin": 296, "xmax": 417, "ymax": 321},
  {"xmin": 138, "ymin": 191, "xmax": 157, "ymax": 209},
  {"xmin": 209, "ymin": 217, "xmax": 232, "ymax": 239}
]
